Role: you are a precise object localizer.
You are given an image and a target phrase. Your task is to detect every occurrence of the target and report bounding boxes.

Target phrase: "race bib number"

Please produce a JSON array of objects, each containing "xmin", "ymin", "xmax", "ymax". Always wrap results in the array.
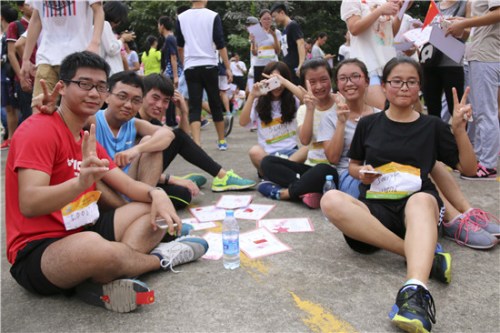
[
  {"xmin": 257, "ymin": 46, "xmax": 276, "ymax": 60},
  {"xmin": 367, "ymin": 162, "xmax": 421, "ymax": 199},
  {"xmin": 61, "ymin": 191, "xmax": 101, "ymax": 230}
]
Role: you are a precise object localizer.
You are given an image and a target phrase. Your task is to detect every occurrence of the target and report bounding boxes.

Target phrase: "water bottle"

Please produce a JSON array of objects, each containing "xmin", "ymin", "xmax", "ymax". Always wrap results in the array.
[
  {"xmin": 222, "ymin": 210, "xmax": 240, "ymax": 270},
  {"xmin": 323, "ymin": 175, "xmax": 336, "ymax": 194}
]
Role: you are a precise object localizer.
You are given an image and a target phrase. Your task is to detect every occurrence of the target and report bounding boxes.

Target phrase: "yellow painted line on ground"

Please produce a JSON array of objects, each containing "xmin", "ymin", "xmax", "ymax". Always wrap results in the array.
[
  {"xmin": 496, "ymin": 176, "xmax": 500, "ymax": 182},
  {"xmin": 290, "ymin": 292, "xmax": 358, "ymax": 333}
]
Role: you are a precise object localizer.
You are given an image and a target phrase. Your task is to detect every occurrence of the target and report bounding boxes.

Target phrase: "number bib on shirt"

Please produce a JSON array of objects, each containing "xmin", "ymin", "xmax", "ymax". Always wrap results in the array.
[
  {"xmin": 258, "ymin": 45, "xmax": 276, "ymax": 60},
  {"xmin": 367, "ymin": 162, "xmax": 421, "ymax": 200},
  {"xmin": 61, "ymin": 191, "xmax": 101, "ymax": 230}
]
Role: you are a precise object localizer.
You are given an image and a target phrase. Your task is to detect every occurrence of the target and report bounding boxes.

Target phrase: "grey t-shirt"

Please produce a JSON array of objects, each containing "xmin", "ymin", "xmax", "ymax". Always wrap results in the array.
[
  {"xmin": 468, "ymin": 0, "xmax": 500, "ymax": 62},
  {"xmin": 311, "ymin": 44, "xmax": 325, "ymax": 59}
]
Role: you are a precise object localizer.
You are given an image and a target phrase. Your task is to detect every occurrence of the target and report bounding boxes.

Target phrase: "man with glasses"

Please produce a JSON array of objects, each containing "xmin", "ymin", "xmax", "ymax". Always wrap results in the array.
[{"xmin": 5, "ymin": 51, "xmax": 208, "ymax": 313}]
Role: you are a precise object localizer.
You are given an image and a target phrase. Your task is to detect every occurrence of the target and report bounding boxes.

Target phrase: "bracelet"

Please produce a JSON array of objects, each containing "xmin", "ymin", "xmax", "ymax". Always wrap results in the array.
[
  {"xmin": 148, "ymin": 186, "xmax": 164, "ymax": 199},
  {"xmin": 161, "ymin": 171, "xmax": 170, "ymax": 184}
]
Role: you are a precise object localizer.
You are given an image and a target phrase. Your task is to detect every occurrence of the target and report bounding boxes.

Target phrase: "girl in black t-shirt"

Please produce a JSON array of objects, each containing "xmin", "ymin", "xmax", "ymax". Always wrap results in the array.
[{"xmin": 320, "ymin": 57, "xmax": 477, "ymax": 333}]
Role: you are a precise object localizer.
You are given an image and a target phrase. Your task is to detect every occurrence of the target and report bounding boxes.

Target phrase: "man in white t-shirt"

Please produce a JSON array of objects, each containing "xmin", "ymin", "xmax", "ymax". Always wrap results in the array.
[
  {"xmin": 230, "ymin": 53, "xmax": 247, "ymax": 92},
  {"xmin": 20, "ymin": 0, "xmax": 104, "ymax": 100}
]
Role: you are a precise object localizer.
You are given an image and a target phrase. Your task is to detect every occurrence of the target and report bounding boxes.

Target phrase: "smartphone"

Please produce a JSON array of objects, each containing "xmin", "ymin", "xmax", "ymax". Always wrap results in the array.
[
  {"xmin": 260, "ymin": 76, "xmax": 281, "ymax": 94},
  {"xmin": 155, "ymin": 218, "xmax": 178, "ymax": 229},
  {"xmin": 359, "ymin": 170, "xmax": 382, "ymax": 175}
]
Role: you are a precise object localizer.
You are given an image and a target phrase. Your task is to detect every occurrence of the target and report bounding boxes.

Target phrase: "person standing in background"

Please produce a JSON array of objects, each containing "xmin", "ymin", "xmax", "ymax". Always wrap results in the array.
[{"xmin": 250, "ymin": 9, "xmax": 281, "ymax": 83}]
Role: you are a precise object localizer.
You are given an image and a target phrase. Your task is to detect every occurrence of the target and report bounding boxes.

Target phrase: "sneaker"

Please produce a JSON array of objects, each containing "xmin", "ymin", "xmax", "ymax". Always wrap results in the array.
[
  {"xmin": 224, "ymin": 112, "xmax": 234, "ymax": 137},
  {"xmin": 161, "ymin": 223, "xmax": 194, "ymax": 243},
  {"xmin": 460, "ymin": 163, "xmax": 497, "ymax": 180},
  {"xmin": 200, "ymin": 118, "xmax": 210, "ymax": 129},
  {"xmin": 151, "ymin": 236, "xmax": 209, "ymax": 272},
  {"xmin": 75, "ymin": 278, "xmax": 154, "ymax": 313},
  {"xmin": 300, "ymin": 192, "xmax": 322, "ymax": 209},
  {"xmin": 211, "ymin": 170, "xmax": 256, "ymax": 192},
  {"xmin": 257, "ymin": 181, "xmax": 282, "ymax": 200},
  {"xmin": 429, "ymin": 243, "xmax": 451, "ymax": 284},
  {"xmin": 1, "ymin": 139, "xmax": 11, "ymax": 150},
  {"xmin": 217, "ymin": 139, "xmax": 228, "ymax": 151},
  {"xmin": 389, "ymin": 284, "xmax": 436, "ymax": 333},
  {"xmin": 180, "ymin": 173, "xmax": 207, "ymax": 188},
  {"xmin": 442, "ymin": 213, "xmax": 498, "ymax": 249},
  {"xmin": 463, "ymin": 208, "xmax": 500, "ymax": 237}
]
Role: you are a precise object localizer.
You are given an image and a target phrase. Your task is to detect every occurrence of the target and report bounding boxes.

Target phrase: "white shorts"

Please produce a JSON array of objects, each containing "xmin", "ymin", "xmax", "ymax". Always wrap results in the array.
[{"xmin": 218, "ymin": 75, "xmax": 230, "ymax": 91}]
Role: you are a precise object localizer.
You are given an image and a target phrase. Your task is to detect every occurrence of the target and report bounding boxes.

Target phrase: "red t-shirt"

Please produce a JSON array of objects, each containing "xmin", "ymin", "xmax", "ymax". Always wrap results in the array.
[
  {"xmin": 5, "ymin": 113, "xmax": 116, "ymax": 264},
  {"xmin": 6, "ymin": 17, "xmax": 37, "ymax": 81}
]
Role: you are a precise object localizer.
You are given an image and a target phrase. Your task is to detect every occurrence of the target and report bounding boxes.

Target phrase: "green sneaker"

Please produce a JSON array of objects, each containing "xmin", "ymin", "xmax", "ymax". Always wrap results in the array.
[
  {"xmin": 211, "ymin": 170, "xmax": 256, "ymax": 192},
  {"xmin": 180, "ymin": 173, "xmax": 207, "ymax": 188}
]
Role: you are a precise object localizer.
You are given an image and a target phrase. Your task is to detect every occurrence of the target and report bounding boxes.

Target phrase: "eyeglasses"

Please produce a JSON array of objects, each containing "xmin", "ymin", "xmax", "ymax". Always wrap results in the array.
[
  {"xmin": 386, "ymin": 79, "xmax": 420, "ymax": 89},
  {"xmin": 63, "ymin": 79, "xmax": 109, "ymax": 93},
  {"xmin": 111, "ymin": 92, "xmax": 143, "ymax": 106},
  {"xmin": 337, "ymin": 73, "xmax": 363, "ymax": 84}
]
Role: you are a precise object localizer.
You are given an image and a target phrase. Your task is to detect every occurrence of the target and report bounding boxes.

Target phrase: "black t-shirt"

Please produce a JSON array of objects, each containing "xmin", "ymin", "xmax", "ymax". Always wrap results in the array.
[
  {"xmin": 136, "ymin": 112, "xmax": 163, "ymax": 126},
  {"xmin": 283, "ymin": 20, "xmax": 303, "ymax": 69},
  {"xmin": 348, "ymin": 111, "xmax": 459, "ymax": 199},
  {"xmin": 161, "ymin": 35, "xmax": 180, "ymax": 75}
]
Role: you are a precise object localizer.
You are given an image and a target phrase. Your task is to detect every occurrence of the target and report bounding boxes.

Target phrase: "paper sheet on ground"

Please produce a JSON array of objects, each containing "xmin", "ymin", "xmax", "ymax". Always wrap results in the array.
[
  {"xmin": 428, "ymin": 26, "xmax": 465, "ymax": 63},
  {"xmin": 240, "ymin": 228, "xmax": 291, "ymax": 259},
  {"xmin": 216, "ymin": 195, "xmax": 253, "ymax": 210},
  {"xmin": 235, "ymin": 203, "xmax": 275, "ymax": 220},
  {"xmin": 189, "ymin": 205, "xmax": 226, "ymax": 222},
  {"xmin": 247, "ymin": 23, "xmax": 268, "ymax": 44},
  {"xmin": 403, "ymin": 26, "xmax": 432, "ymax": 47},
  {"xmin": 182, "ymin": 217, "xmax": 217, "ymax": 231},
  {"xmin": 257, "ymin": 218, "xmax": 314, "ymax": 233},
  {"xmin": 201, "ymin": 232, "xmax": 223, "ymax": 260}
]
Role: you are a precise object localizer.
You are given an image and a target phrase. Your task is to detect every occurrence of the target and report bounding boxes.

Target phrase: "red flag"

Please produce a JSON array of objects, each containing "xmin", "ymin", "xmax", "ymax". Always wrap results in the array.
[{"xmin": 422, "ymin": 0, "xmax": 440, "ymax": 30}]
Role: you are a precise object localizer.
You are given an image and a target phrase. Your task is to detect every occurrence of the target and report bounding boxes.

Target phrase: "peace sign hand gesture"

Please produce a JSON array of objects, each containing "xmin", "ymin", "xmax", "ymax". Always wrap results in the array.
[
  {"xmin": 32, "ymin": 79, "xmax": 63, "ymax": 115},
  {"xmin": 78, "ymin": 124, "xmax": 110, "ymax": 190},
  {"xmin": 303, "ymin": 80, "xmax": 318, "ymax": 112},
  {"xmin": 451, "ymin": 87, "xmax": 472, "ymax": 131}
]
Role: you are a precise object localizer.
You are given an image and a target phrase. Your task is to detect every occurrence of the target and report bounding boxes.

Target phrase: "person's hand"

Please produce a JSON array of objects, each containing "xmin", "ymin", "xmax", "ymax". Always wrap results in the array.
[
  {"xmin": 86, "ymin": 41, "xmax": 100, "ymax": 55},
  {"xmin": 149, "ymin": 188, "xmax": 181, "ymax": 235},
  {"xmin": 114, "ymin": 146, "xmax": 140, "ymax": 167},
  {"xmin": 334, "ymin": 93, "xmax": 349, "ymax": 123},
  {"xmin": 32, "ymin": 79, "xmax": 63, "ymax": 115},
  {"xmin": 250, "ymin": 80, "xmax": 267, "ymax": 98},
  {"xmin": 78, "ymin": 124, "xmax": 110, "ymax": 189},
  {"xmin": 173, "ymin": 178, "xmax": 200, "ymax": 197},
  {"xmin": 226, "ymin": 68, "xmax": 233, "ymax": 83},
  {"xmin": 451, "ymin": 86, "xmax": 472, "ymax": 131},
  {"xmin": 303, "ymin": 80, "xmax": 318, "ymax": 112},
  {"xmin": 120, "ymin": 31, "xmax": 136, "ymax": 42},
  {"xmin": 359, "ymin": 165, "xmax": 381, "ymax": 185},
  {"xmin": 20, "ymin": 61, "xmax": 34, "ymax": 88},
  {"xmin": 403, "ymin": 46, "xmax": 417, "ymax": 57},
  {"xmin": 173, "ymin": 75, "xmax": 179, "ymax": 89},
  {"xmin": 446, "ymin": 17, "xmax": 466, "ymax": 38},
  {"xmin": 172, "ymin": 90, "xmax": 185, "ymax": 108},
  {"xmin": 378, "ymin": 1, "xmax": 399, "ymax": 16}
]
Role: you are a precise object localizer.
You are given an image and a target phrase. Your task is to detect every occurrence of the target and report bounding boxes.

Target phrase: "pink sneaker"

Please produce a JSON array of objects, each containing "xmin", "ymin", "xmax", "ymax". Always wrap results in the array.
[{"xmin": 300, "ymin": 193, "xmax": 322, "ymax": 209}]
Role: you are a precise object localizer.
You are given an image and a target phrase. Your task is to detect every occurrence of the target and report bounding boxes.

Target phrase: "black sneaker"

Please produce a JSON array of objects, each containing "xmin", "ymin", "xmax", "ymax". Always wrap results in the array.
[
  {"xmin": 224, "ymin": 111, "xmax": 234, "ymax": 137},
  {"xmin": 389, "ymin": 284, "xmax": 436, "ymax": 333},
  {"xmin": 429, "ymin": 243, "xmax": 451, "ymax": 284}
]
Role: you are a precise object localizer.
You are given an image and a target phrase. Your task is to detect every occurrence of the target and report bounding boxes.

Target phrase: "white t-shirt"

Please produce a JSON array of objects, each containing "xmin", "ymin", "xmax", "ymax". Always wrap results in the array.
[
  {"xmin": 311, "ymin": 44, "xmax": 325, "ymax": 59},
  {"xmin": 99, "ymin": 21, "xmax": 124, "ymax": 76},
  {"xmin": 250, "ymin": 98, "xmax": 299, "ymax": 154},
  {"xmin": 32, "ymin": 0, "xmax": 100, "ymax": 66},
  {"xmin": 296, "ymin": 103, "xmax": 333, "ymax": 166},
  {"xmin": 254, "ymin": 30, "xmax": 282, "ymax": 67},
  {"xmin": 341, "ymin": 0, "xmax": 396, "ymax": 75},
  {"xmin": 230, "ymin": 60, "xmax": 247, "ymax": 77},
  {"xmin": 338, "ymin": 44, "xmax": 351, "ymax": 60}
]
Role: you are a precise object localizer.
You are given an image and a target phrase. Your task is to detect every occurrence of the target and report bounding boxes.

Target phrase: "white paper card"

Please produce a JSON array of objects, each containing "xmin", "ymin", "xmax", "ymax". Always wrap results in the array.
[
  {"xmin": 257, "ymin": 218, "xmax": 314, "ymax": 233},
  {"xmin": 247, "ymin": 24, "xmax": 268, "ymax": 44},
  {"xmin": 216, "ymin": 195, "xmax": 253, "ymax": 210},
  {"xmin": 201, "ymin": 232, "xmax": 223, "ymax": 260},
  {"xmin": 240, "ymin": 228, "xmax": 291, "ymax": 259},
  {"xmin": 398, "ymin": 0, "xmax": 410, "ymax": 20},
  {"xmin": 403, "ymin": 26, "xmax": 432, "ymax": 47},
  {"xmin": 189, "ymin": 205, "xmax": 226, "ymax": 222},
  {"xmin": 428, "ymin": 26, "xmax": 465, "ymax": 64},
  {"xmin": 394, "ymin": 41, "xmax": 415, "ymax": 52},
  {"xmin": 182, "ymin": 217, "xmax": 218, "ymax": 231},
  {"xmin": 235, "ymin": 204, "xmax": 275, "ymax": 220}
]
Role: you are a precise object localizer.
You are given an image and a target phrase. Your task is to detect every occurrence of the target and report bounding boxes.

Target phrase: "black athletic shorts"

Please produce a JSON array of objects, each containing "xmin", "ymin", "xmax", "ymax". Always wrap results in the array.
[
  {"xmin": 344, "ymin": 191, "xmax": 444, "ymax": 254},
  {"xmin": 10, "ymin": 209, "xmax": 116, "ymax": 296}
]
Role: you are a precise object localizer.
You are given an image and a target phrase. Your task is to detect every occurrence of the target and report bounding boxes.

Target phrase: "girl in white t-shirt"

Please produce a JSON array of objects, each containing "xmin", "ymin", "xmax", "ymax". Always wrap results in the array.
[{"xmin": 239, "ymin": 61, "xmax": 304, "ymax": 174}]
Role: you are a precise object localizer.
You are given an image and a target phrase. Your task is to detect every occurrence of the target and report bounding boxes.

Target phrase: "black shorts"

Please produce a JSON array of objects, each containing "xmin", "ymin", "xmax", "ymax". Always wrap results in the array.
[
  {"xmin": 344, "ymin": 191, "xmax": 444, "ymax": 254},
  {"xmin": 10, "ymin": 210, "xmax": 116, "ymax": 296}
]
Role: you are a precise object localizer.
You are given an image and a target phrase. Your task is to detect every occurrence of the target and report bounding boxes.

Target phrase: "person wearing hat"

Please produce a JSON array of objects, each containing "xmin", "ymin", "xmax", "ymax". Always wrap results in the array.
[{"xmin": 250, "ymin": 9, "xmax": 281, "ymax": 83}]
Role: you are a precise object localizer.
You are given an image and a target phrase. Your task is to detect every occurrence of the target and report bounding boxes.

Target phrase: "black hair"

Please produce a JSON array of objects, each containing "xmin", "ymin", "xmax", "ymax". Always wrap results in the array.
[
  {"xmin": 1, "ymin": 5, "xmax": 19, "ymax": 23},
  {"xmin": 270, "ymin": 3, "xmax": 287, "ymax": 15},
  {"xmin": 316, "ymin": 32, "xmax": 327, "ymax": 39},
  {"xmin": 333, "ymin": 58, "xmax": 369, "ymax": 83},
  {"xmin": 144, "ymin": 35, "xmax": 157, "ymax": 56},
  {"xmin": 158, "ymin": 16, "xmax": 174, "ymax": 31},
  {"xmin": 299, "ymin": 58, "xmax": 332, "ymax": 87},
  {"xmin": 108, "ymin": 70, "xmax": 144, "ymax": 94},
  {"xmin": 259, "ymin": 9, "xmax": 271, "ymax": 18},
  {"xmin": 177, "ymin": 5, "xmax": 190, "ymax": 15},
  {"xmin": 255, "ymin": 61, "xmax": 296, "ymax": 125},
  {"xmin": 143, "ymin": 73, "xmax": 174, "ymax": 97},
  {"xmin": 60, "ymin": 51, "xmax": 110, "ymax": 82},
  {"xmin": 381, "ymin": 56, "xmax": 423, "ymax": 84},
  {"xmin": 103, "ymin": 1, "xmax": 128, "ymax": 26}
]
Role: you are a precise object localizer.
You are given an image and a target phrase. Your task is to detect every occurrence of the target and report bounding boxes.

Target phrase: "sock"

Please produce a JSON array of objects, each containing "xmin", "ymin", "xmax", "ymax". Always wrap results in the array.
[{"xmin": 403, "ymin": 278, "xmax": 428, "ymax": 291}]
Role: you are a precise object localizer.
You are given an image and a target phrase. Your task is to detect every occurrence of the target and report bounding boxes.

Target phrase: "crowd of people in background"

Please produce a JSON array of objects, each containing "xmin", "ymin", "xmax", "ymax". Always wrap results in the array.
[{"xmin": 1, "ymin": 1, "xmax": 499, "ymax": 332}]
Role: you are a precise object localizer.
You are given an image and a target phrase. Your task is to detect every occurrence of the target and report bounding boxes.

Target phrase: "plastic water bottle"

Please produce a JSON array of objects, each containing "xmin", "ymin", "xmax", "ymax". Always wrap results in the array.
[
  {"xmin": 222, "ymin": 210, "xmax": 240, "ymax": 270},
  {"xmin": 323, "ymin": 175, "xmax": 336, "ymax": 194}
]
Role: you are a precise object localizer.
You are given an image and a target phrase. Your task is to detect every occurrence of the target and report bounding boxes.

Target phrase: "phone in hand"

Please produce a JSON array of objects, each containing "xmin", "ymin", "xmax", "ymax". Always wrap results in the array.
[
  {"xmin": 359, "ymin": 170, "xmax": 382, "ymax": 175},
  {"xmin": 260, "ymin": 76, "xmax": 281, "ymax": 94},
  {"xmin": 155, "ymin": 218, "xmax": 178, "ymax": 229}
]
